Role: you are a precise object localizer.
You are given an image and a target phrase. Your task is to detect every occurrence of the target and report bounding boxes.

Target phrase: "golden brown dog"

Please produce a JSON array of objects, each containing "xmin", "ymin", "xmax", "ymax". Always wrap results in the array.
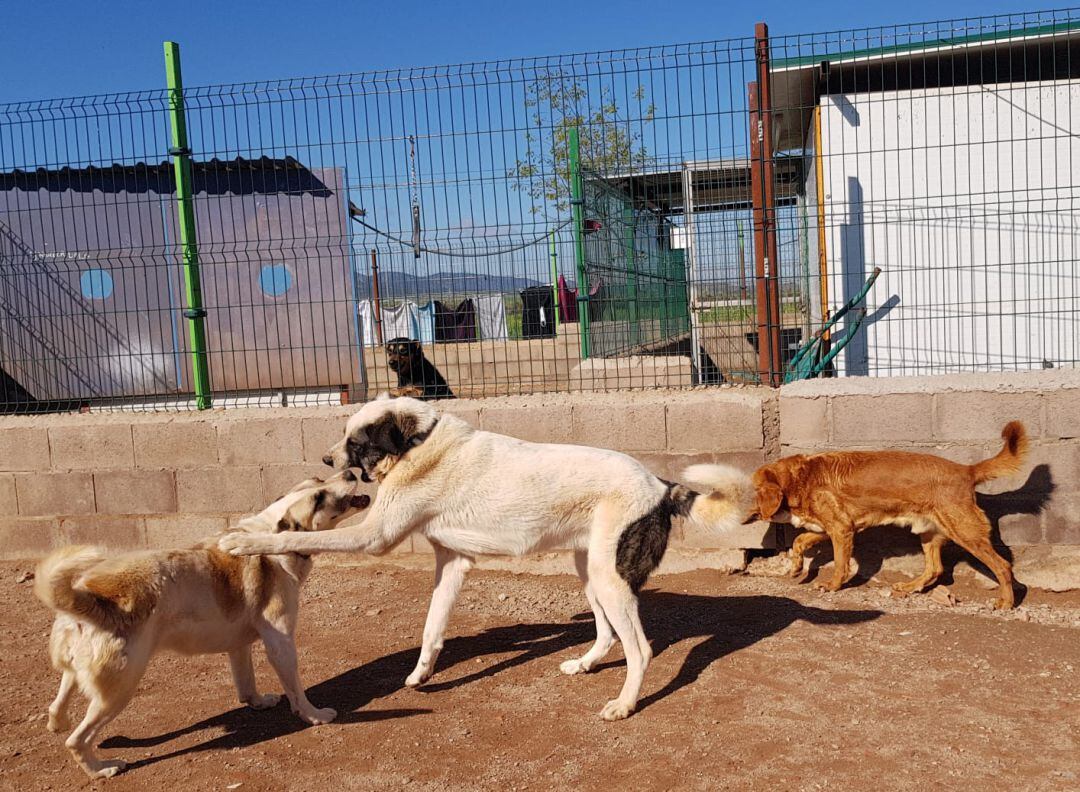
[
  {"xmin": 745, "ymin": 421, "xmax": 1026, "ymax": 609},
  {"xmin": 35, "ymin": 470, "xmax": 370, "ymax": 779}
]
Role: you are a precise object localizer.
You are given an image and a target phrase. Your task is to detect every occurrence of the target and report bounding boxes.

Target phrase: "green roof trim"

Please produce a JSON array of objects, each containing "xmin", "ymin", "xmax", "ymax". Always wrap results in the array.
[{"xmin": 772, "ymin": 19, "xmax": 1080, "ymax": 70}]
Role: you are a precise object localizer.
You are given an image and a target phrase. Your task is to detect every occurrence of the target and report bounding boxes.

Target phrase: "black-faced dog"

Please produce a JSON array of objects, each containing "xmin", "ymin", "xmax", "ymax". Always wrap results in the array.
[{"xmin": 385, "ymin": 337, "xmax": 454, "ymax": 400}]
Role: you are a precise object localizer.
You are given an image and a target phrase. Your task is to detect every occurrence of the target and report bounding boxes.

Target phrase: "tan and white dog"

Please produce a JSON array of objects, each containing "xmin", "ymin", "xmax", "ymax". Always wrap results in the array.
[
  {"xmin": 221, "ymin": 395, "xmax": 747, "ymax": 721},
  {"xmin": 36, "ymin": 470, "xmax": 370, "ymax": 779}
]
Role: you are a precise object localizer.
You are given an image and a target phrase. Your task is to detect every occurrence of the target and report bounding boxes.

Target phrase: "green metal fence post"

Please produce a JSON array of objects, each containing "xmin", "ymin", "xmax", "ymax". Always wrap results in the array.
[
  {"xmin": 568, "ymin": 127, "xmax": 590, "ymax": 359},
  {"xmin": 164, "ymin": 41, "xmax": 211, "ymax": 410}
]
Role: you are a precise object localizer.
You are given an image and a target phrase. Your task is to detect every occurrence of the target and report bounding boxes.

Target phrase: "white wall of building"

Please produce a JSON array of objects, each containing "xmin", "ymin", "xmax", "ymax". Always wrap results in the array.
[{"xmin": 817, "ymin": 79, "xmax": 1080, "ymax": 375}]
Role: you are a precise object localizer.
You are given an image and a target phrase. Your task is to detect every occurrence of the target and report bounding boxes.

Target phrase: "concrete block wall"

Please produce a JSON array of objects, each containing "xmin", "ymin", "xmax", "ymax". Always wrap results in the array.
[
  {"xmin": 0, "ymin": 389, "xmax": 770, "ymax": 560},
  {"xmin": 2, "ymin": 369, "xmax": 1078, "ymax": 572}
]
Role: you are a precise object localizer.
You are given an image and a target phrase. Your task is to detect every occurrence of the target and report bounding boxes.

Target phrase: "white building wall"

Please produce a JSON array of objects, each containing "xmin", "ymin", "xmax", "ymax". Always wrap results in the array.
[{"xmin": 818, "ymin": 79, "xmax": 1080, "ymax": 375}]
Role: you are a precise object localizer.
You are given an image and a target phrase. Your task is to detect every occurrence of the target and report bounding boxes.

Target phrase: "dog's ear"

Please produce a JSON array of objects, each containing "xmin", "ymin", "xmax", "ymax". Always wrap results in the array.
[
  {"xmin": 408, "ymin": 340, "xmax": 423, "ymax": 356},
  {"xmin": 276, "ymin": 490, "xmax": 327, "ymax": 533},
  {"xmin": 369, "ymin": 414, "xmax": 409, "ymax": 456},
  {"xmin": 754, "ymin": 480, "xmax": 785, "ymax": 522}
]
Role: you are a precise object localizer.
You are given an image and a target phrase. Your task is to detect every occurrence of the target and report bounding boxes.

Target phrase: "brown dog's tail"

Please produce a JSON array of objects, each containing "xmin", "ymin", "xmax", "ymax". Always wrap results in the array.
[
  {"xmin": 970, "ymin": 421, "xmax": 1028, "ymax": 484},
  {"xmin": 674, "ymin": 464, "xmax": 754, "ymax": 531},
  {"xmin": 34, "ymin": 546, "xmax": 152, "ymax": 632}
]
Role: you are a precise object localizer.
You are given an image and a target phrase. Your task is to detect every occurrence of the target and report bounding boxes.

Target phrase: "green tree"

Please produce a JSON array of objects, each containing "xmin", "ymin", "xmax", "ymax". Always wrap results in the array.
[{"xmin": 509, "ymin": 76, "xmax": 655, "ymax": 217}]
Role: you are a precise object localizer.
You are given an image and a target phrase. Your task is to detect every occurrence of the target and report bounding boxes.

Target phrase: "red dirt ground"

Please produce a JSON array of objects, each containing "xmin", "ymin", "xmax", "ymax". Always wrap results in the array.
[{"xmin": 1, "ymin": 559, "xmax": 1078, "ymax": 791}]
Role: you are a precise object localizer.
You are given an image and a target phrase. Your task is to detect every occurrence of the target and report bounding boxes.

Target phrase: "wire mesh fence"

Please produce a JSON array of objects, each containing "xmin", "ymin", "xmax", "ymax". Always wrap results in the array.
[{"xmin": 1, "ymin": 8, "xmax": 1078, "ymax": 412}]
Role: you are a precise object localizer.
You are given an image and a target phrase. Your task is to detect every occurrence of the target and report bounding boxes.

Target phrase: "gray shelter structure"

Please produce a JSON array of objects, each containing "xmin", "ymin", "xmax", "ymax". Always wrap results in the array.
[{"xmin": 0, "ymin": 157, "xmax": 358, "ymax": 405}]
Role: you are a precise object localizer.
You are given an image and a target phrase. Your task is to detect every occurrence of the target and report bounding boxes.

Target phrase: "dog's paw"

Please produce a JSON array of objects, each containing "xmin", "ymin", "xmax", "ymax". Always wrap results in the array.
[
  {"xmin": 86, "ymin": 759, "xmax": 127, "ymax": 779},
  {"xmin": 404, "ymin": 668, "xmax": 431, "ymax": 688},
  {"xmin": 47, "ymin": 712, "xmax": 70, "ymax": 733},
  {"xmin": 993, "ymin": 597, "xmax": 1014, "ymax": 610},
  {"xmin": 219, "ymin": 531, "xmax": 280, "ymax": 556},
  {"xmin": 245, "ymin": 693, "xmax": 281, "ymax": 710},
  {"xmin": 299, "ymin": 707, "xmax": 336, "ymax": 725},
  {"xmin": 599, "ymin": 699, "xmax": 635, "ymax": 721},
  {"xmin": 559, "ymin": 658, "xmax": 589, "ymax": 676}
]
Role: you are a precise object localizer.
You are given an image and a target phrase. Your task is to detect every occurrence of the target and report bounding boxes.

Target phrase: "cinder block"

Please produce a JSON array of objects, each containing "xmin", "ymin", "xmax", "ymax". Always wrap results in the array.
[
  {"xmin": 779, "ymin": 396, "xmax": 829, "ymax": 446},
  {"xmin": 571, "ymin": 402, "xmax": 665, "ymax": 453},
  {"xmin": 1043, "ymin": 388, "xmax": 1080, "ymax": 439},
  {"xmin": 666, "ymin": 451, "xmax": 766, "ymax": 479},
  {"xmin": 436, "ymin": 402, "xmax": 481, "ymax": 429},
  {"xmin": 94, "ymin": 470, "xmax": 177, "ymax": 515},
  {"xmin": 0, "ymin": 517, "xmax": 56, "ymax": 558},
  {"xmin": 133, "ymin": 421, "xmax": 218, "ymax": 469},
  {"xmin": 666, "ymin": 397, "xmax": 764, "ymax": 453},
  {"xmin": 481, "ymin": 404, "xmax": 575, "ymax": 444},
  {"xmin": 0, "ymin": 474, "xmax": 16, "ymax": 514},
  {"xmin": 676, "ymin": 517, "xmax": 774, "ymax": 550},
  {"xmin": 217, "ymin": 418, "xmax": 304, "ymax": 465},
  {"xmin": 145, "ymin": 515, "xmax": 229, "ymax": 549},
  {"xmin": 261, "ymin": 462, "xmax": 332, "ymax": 503},
  {"xmin": 832, "ymin": 393, "xmax": 933, "ymax": 445},
  {"xmin": 15, "ymin": 472, "xmax": 96, "ymax": 517},
  {"xmin": 49, "ymin": 424, "xmax": 134, "ymax": 470},
  {"xmin": 1041, "ymin": 493, "xmax": 1080, "ymax": 544},
  {"xmin": 176, "ymin": 467, "xmax": 264, "ymax": 514},
  {"xmin": 997, "ymin": 512, "xmax": 1044, "ymax": 546},
  {"xmin": 934, "ymin": 392, "xmax": 1040, "ymax": 442},
  {"xmin": 301, "ymin": 416, "xmax": 347, "ymax": 463},
  {"xmin": 0, "ymin": 428, "xmax": 51, "ymax": 472},
  {"xmin": 58, "ymin": 516, "xmax": 144, "ymax": 549}
]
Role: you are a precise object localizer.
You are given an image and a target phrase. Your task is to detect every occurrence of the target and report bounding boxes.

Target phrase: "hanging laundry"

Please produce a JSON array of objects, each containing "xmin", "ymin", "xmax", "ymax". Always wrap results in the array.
[
  {"xmin": 476, "ymin": 294, "xmax": 508, "ymax": 340},
  {"xmin": 434, "ymin": 299, "xmax": 478, "ymax": 341},
  {"xmin": 520, "ymin": 286, "xmax": 555, "ymax": 338},
  {"xmin": 356, "ymin": 300, "xmax": 378, "ymax": 347},
  {"xmin": 381, "ymin": 301, "xmax": 422, "ymax": 342},
  {"xmin": 557, "ymin": 275, "xmax": 578, "ymax": 323},
  {"xmin": 416, "ymin": 301, "xmax": 436, "ymax": 345}
]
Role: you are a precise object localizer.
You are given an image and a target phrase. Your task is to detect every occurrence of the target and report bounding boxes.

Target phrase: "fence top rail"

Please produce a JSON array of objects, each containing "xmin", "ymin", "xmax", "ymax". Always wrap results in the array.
[{"xmin": 2, "ymin": 8, "xmax": 1078, "ymax": 113}]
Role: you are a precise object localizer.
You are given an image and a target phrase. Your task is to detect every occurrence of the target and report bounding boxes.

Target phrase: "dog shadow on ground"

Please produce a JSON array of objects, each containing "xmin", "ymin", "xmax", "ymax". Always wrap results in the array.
[
  {"xmin": 422, "ymin": 592, "xmax": 882, "ymax": 715},
  {"xmin": 104, "ymin": 591, "xmax": 881, "ymax": 763},
  {"xmin": 798, "ymin": 464, "xmax": 1054, "ymax": 605}
]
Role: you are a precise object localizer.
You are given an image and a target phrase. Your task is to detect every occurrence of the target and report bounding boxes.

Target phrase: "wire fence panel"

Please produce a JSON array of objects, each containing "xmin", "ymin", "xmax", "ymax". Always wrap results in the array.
[{"xmin": 1, "ymin": 8, "xmax": 1079, "ymax": 412}]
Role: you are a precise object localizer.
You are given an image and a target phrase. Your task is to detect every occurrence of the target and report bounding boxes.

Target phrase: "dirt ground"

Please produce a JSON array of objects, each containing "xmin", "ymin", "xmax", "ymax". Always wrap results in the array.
[{"xmin": 1, "ymin": 558, "xmax": 1078, "ymax": 792}]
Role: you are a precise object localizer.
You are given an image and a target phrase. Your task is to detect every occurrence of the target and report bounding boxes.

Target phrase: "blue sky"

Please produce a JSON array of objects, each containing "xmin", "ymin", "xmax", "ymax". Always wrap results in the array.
[{"xmin": 0, "ymin": 0, "xmax": 1047, "ymax": 102}]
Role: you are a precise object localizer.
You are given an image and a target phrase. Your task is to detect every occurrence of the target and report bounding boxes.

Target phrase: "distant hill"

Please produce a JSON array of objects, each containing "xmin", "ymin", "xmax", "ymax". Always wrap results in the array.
[{"xmin": 354, "ymin": 270, "xmax": 544, "ymax": 300}]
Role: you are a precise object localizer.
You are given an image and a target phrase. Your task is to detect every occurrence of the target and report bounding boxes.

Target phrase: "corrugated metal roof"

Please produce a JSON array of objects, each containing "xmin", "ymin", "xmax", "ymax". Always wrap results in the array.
[{"xmin": 0, "ymin": 156, "xmax": 333, "ymax": 196}]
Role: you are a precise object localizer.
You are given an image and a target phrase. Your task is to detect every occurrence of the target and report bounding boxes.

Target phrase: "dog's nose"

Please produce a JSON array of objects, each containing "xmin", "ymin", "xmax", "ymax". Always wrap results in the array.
[
  {"xmin": 322, "ymin": 454, "xmax": 333, "ymax": 467},
  {"xmin": 341, "ymin": 469, "xmax": 356, "ymax": 482}
]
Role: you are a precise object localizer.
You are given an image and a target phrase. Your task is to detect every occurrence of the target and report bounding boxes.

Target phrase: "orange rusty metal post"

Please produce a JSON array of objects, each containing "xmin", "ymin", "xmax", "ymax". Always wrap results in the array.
[{"xmin": 749, "ymin": 22, "xmax": 784, "ymax": 387}]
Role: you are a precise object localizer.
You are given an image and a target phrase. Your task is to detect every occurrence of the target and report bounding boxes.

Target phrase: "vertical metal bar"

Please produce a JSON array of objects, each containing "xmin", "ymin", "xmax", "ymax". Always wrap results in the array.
[
  {"xmin": 163, "ymin": 41, "xmax": 211, "ymax": 409},
  {"xmin": 549, "ymin": 232, "xmax": 560, "ymax": 330},
  {"xmin": 370, "ymin": 248, "xmax": 384, "ymax": 345},
  {"xmin": 759, "ymin": 23, "xmax": 784, "ymax": 386},
  {"xmin": 568, "ymin": 127, "xmax": 590, "ymax": 359},
  {"xmin": 681, "ymin": 164, "xmax": 700, "ymax": 384},
  {"xmin": 813, "ymin": 104, "xmax": 830, "ymax": 343},
  {"xmin": 750, "ymin": 21, "xmax": 784, "ymax": 386},
  {"xmin": 623, "ymin": 203, "xmax": 639, "ymax": 346}
]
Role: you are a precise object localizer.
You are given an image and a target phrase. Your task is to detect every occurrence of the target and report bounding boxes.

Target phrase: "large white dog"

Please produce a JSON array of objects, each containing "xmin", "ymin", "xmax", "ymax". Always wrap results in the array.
[{"xmin": 222, "ymin": 395, "xmax": 746, "ymax": 720}]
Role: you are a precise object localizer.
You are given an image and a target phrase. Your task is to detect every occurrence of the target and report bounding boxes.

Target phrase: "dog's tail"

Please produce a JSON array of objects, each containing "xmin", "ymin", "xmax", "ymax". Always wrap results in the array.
[
  {"xmin": 970, "ymin": 421, "xmax": 1028, "ymax": 484},
  {"xmin": 34, "ymin": 546, "xmax": 149, "ymax": 632},
  {"xmin": 670, "ymin": 464, "xmax": 753, "ymax": 531}
]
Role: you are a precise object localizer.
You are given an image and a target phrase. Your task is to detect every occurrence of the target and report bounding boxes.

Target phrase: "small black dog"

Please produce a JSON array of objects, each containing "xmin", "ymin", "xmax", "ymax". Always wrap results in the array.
[{"xmin": 385, "ymin": 337, "xmax": 454, "ymax": 400}]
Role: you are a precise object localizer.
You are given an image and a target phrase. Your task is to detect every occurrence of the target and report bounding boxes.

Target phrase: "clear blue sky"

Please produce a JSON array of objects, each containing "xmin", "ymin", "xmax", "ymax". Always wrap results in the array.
[{"xmin": 0, "ymin": 0, "xmax": 1048, "ymax": 102}]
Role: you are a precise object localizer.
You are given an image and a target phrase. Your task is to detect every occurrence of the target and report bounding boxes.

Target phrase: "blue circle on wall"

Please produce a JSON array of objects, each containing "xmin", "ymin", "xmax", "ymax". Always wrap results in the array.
[
  {"xmin": 259, "ymin": 264, "xmax": 294, "ymax": 297},
  {"xmin": 79, "ymin": 269, "xmax": 114, "ymax": 300}
]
